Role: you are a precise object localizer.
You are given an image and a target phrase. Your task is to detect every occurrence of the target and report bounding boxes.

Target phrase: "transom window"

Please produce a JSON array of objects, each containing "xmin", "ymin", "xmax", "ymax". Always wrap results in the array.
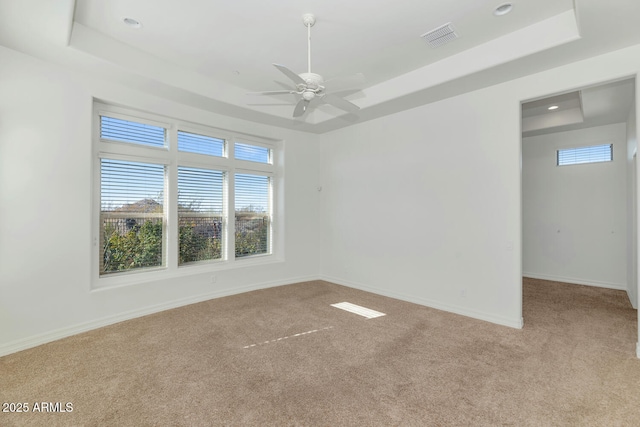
[
  {"xmin": 93, "ymin": 103, "xmax": 278, "ymax": 286},
  {"xmin": 235, "ymin": 142, "xmax": 271, "ymax": 163},
  {"xmin": 178, "ymin": 130, "xmax": 225, "ymax": 157},
  {"xmin": 557, "ymin": 144, "xmax": 613, "ymax": 166}
]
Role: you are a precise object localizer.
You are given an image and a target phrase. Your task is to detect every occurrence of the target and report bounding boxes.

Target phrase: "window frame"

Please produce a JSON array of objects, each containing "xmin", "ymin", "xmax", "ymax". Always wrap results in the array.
[{"xmin": 92, "ymin": 102, "xmax": 281, "ymax": 289}]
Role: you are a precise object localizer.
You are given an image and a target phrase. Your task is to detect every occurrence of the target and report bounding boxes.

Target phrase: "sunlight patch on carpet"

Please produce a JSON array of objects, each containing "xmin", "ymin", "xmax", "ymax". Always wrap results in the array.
[
  {"xmin": 331, "ymin": 302, "xmax": 386, "ymax": 319},
  {"xmin": 243, "ymin": 326, "xmax": 334, "ymax": 349}
]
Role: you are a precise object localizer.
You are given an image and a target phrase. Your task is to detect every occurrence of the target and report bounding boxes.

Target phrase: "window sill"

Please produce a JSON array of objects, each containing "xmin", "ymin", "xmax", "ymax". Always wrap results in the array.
[{"xmin": 91, "ymin": 254, "xmax": 284, "ymax": 291}]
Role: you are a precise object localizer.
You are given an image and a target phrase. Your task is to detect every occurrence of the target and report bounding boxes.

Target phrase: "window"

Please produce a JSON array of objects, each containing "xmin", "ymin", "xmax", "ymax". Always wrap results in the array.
[
  {"xmin": 178, "ymin": 167, "xmax": 224, "ymax": 264},
  {"xmin": 100, "ymin": 159, "xmax": 165, "ymax": 274},
  {"xmin": 94, "ymin": 103, "xmax": 278, "ymax": 286},
  {"xmin": 100, "ymin": 116, "xmax": 165, "ymax": 148},
  {"xmin": 178, "ymin": 130, "xmax": 225, "ymax": 157},
  {"xmin": 235, "ymin": 142, "xmax": 271, "ymax": 163},
  {"xmin": 557, "ymin": 144, "xmax": 613, "ymax": 166},
  {"xmin": 235, "ymin": 173, "xmax": 271, "ymax": 257}
]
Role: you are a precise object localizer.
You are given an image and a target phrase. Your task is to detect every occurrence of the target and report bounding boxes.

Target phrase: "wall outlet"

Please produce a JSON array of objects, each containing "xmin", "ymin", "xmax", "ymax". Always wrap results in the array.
[
  {"xmin": 460, "ymin": 289, "xmax": 467, "ymax": 298},
  {"xmin": 210, "ymin": 275, "xmax": 217, "ymax": 284}
]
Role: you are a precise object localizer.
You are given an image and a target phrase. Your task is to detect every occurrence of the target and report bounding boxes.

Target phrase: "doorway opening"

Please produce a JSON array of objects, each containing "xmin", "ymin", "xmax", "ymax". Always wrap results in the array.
[{"xmin": 520, "ymin": 77, "xmax": 637, "ymax": 346}]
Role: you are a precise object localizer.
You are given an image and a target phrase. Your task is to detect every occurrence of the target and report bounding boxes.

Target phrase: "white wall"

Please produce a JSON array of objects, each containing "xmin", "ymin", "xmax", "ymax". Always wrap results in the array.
[
  {"xmin": 522, "ymin": 124, "xmax": 628, "ymax": 289},
  {"xmin": 319, "ymin": 87, "xmax": 523, "ymax": 328},
  {"xmin": 0, "ymin": 46, "xmax": 321, "ymax": 356},
  {"xmin": 627, "ymin": 100, "xmax": 638, "ymax": 307},
  {"xmin": 319, "ymin": 44, "xmax": 640, "ymax": 330}
]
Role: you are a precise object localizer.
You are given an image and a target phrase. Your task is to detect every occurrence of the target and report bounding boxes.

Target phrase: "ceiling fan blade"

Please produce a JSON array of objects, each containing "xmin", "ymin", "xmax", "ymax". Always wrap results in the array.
[
  {"xmin": 273, "ymin": 64, "xmax": 305, "ymax": 86},
  {"xmin": 323, "ymin": 73, "xmax": 366, "ymax": 92},
  {"xmin": 247, "ymin": 90, "xmax": 296, "ymax": 96},
  {"xmin": 293, "ymin": 99, "xmax": 310, "ymax": 117},
  {"xmin": 274, "ymin": 81, "xmax": 297, "ymax": 90},
  {"xmin": 322, "ymin": 94, "xmax": 360, "ymax": 113}
]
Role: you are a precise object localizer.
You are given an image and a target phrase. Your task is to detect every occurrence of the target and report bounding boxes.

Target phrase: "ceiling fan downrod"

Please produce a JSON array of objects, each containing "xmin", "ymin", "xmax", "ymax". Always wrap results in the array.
[{"xmin": 302, "ymin": 13, "xmax": 315, "ymax": 75}]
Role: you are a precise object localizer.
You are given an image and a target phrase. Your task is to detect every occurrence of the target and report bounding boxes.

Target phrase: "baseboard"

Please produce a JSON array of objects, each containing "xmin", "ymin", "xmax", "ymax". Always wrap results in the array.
[
  {"xmin": 0, "ymin": 275, "xmax": 320, "ymax": 358},
  {"xmin": 629, "ymin": 292, "xmax": 638, "ymax": 310},
  {"xmin": 320, "ymin": 275, "xmax": 524, "ymax": 329},
  {"xmin": 523, "ymin": 272, "xmax": 626, "ymax": 291}
]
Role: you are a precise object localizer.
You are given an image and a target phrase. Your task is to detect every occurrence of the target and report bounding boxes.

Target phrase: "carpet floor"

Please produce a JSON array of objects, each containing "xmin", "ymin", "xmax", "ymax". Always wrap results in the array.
[{"xmin": 1, "ymin": 278, "xmax": 639, "ymax": 426}]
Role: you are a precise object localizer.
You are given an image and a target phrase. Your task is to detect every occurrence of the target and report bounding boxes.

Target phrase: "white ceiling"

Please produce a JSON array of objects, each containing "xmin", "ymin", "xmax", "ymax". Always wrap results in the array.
[
  {"xmin": 72, "ymin": 0, "xmax": 573, "ymax": 91},
  {"xmin": 1, "ymin": 0, "xmax": 640, "ymax": 133}
]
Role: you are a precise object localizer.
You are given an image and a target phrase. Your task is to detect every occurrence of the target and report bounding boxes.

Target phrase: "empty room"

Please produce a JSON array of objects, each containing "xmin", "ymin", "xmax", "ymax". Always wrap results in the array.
[{"xmin": 1, "ymin": 0, "xmax": 640, "ymax": 425}]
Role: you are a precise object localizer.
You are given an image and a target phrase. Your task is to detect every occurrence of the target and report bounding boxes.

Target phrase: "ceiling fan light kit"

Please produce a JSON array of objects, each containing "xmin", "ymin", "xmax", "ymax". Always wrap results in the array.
[{"xmin": 248, "ymin": 13, "xmax": 365, "ymax": 119}]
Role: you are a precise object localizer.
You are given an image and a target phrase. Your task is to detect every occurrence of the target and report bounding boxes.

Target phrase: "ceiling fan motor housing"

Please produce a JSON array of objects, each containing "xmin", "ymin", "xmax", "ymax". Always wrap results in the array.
[
  {"xmin": 298, "ymin": 72, "xmax": 324, "ymax": 91},
  {"xmin": 302, "ymin": 13, "xmax": 316, "ymax": 27}
]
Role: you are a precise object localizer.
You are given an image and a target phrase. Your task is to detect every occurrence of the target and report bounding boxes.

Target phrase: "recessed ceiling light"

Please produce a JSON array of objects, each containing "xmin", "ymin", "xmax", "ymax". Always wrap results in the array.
[
  {"xmin": 122, "ymin": 17, "xmax": 142, "ymax": 29},
  {"xmin": 494, "ymin": 3, "xmax": 513, "ymax": 16},
  {"xmin": 548, "ymin": 105, "xmax": 559, "ymax": 110}
]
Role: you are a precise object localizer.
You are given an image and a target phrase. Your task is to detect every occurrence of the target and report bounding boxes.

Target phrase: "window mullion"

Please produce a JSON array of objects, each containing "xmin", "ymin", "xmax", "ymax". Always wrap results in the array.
[{"xmin": 166, "ymin": 126, "xmax": 179, "ymax": 271}]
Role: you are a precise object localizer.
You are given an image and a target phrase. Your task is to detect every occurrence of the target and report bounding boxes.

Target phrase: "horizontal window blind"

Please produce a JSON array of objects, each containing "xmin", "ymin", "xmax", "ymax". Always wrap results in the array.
[
  {"xmin": 235, "ymin": 173, "xmax": 270, "ymax": 257},
  {"xmin": 178, "ymin": 167, "xmax": 224, "ymax": 214},
  {"xmin": 235, "ymin": 174, "xmax": 269, "ymax": 213},
  {"xmin": 178, "ymin": 167, "xmax": 224, "ymax": 264},
  {"xmin": 557, "ymin": 144, "xmax": 612, "ymax": 166},
  {"xmin": 235, "ymin": 142, "xmax": 270, "ymax": 163},
  {"xmin": 101, "ymin": 159, "xmax": 165, "ymax": 212},
  {"xmin": 178, "ymin": 130, "xmax": 225, "ymax": 156},
  {"xmin": 100, "ymin": 159, "xmax": 165, "ymax": 275},
  {"xmin": 100, "ymin": 116, "xmax": 166, "ymax": 148}
]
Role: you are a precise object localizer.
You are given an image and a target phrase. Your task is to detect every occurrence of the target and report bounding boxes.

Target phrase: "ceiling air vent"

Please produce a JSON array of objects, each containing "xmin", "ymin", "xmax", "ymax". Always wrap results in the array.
[{"xmin": 421, "ymin": 23, "xmax": 458, "ymax": 48}]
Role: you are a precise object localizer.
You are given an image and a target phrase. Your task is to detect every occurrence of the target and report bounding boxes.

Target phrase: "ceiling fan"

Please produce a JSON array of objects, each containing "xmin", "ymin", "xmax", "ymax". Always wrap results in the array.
[{"xmin": 249, "ymin": 13, "xmax": 365, "ymax": 118}]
